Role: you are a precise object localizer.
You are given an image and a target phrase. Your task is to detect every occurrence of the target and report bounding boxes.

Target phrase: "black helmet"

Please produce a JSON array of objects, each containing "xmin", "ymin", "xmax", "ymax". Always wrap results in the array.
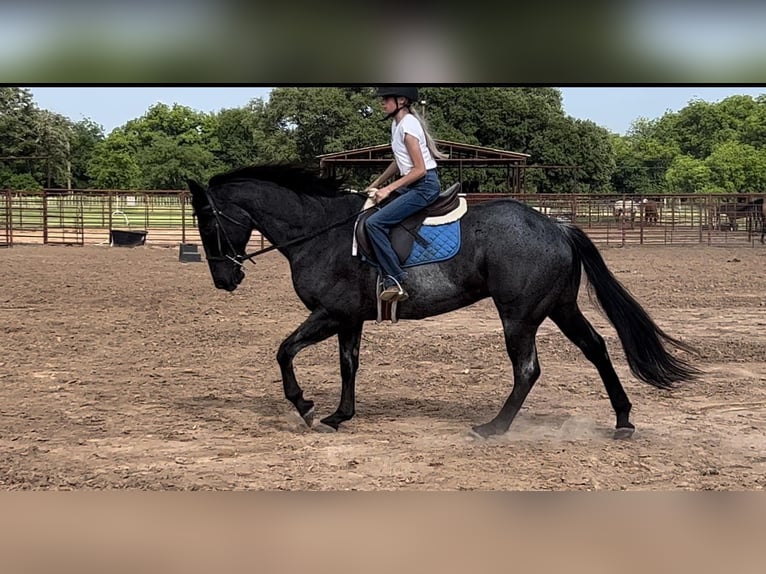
[{"xmin": 375, "ymin": 86, "xmax": 419, "ymax": 103}]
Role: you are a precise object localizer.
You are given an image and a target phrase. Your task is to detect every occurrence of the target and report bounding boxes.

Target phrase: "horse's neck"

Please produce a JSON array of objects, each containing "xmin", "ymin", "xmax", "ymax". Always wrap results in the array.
[{"xmin": 236, "ymin": 186, "xmax": 361, "ymax": 255}]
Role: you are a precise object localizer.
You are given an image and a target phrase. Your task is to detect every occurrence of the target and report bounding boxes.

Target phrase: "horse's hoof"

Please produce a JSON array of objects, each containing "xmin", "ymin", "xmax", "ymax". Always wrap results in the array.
[
  {"xmin": 301, "ymin": 407, "xmax": 315, "ymax": 428},
  {"xmin": 313, "ymin": 422, "xmax": 337, "ymax": 433},
  {"xmin": 467, "ymin": 428, "xmax": 486, "ymax": 441},
  {"xmin": 613, "ymin": 427, "xmax": 635, "ymax": 440},
  {"xmin": 470, "ymin": 423, "xmax": 500, "ymax": 440}
]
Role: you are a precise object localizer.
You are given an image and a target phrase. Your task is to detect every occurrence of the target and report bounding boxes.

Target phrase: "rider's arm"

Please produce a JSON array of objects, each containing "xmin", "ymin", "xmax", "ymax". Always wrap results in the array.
[
  {"xmin": 374, "ymin": 134, "xmax": 426, "ymax": 203},
  {"xmin": 368, "ymin": 161, "xmax": 398, "ymax": 190}
]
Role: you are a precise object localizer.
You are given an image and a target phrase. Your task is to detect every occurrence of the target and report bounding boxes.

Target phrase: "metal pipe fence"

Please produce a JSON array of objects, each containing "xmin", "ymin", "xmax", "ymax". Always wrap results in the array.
[{"xmin": 1, "ymin": 189, "xmax": 764, "ymax": 248}]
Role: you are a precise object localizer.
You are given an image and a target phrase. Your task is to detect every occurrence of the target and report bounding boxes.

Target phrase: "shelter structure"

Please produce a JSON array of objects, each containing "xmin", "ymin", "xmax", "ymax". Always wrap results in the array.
[{"xmin": 318, "ymin": 139, "xmax": 531, "ymax": 193}]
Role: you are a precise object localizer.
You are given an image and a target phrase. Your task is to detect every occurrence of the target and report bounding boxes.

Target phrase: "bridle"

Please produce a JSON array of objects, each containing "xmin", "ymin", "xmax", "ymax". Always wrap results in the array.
[{"xmin": 201, "ymin": 188, "xmax": 376, "ymax": 267}]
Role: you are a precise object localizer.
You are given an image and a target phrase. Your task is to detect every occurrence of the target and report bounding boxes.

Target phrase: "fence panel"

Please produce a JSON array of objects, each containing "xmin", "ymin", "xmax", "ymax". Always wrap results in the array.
[
  {"xmin": 1, "ymin": 190, "xmax": 10, "ymax": 247},
  {"xmin": 8, "ymin": 190, "xmax": 46, "ymax": 244},
  {"xmin": 44, "ymin": 190, "xmax": 84, "ymax": 245},
  {"xmin": 2, "ymin": 190, "xmax": 762, "ymax": 248},
  {"xmin": 464, "ymin": 193, "xmax": 766, "ymax": 247}
]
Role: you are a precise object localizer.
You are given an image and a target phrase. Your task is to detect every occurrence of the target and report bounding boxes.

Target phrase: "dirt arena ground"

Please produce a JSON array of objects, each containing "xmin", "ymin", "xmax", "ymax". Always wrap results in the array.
[{"xmin": 1, "ymin": 242, "xmax": 765, "ymax": 490}]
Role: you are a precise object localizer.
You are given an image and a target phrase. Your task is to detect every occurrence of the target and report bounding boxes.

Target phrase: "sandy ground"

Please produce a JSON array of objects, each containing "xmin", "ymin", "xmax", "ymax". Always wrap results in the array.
[{"xmin": 1, "ymin": 243, "xmax": 765, "ymax": 490}]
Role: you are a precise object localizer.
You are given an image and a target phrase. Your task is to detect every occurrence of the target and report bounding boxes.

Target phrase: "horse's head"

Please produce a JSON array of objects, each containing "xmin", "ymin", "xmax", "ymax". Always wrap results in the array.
[{"xmin": 188, "ymin": 179, "xmax": 248, "ymax": 292}]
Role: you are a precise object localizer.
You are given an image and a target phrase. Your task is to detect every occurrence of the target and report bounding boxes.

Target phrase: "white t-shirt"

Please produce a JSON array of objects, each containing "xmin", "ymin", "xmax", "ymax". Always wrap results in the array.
[{"xmin": 391, "ymin": 113, "xmax": 438, "ymax": 175}]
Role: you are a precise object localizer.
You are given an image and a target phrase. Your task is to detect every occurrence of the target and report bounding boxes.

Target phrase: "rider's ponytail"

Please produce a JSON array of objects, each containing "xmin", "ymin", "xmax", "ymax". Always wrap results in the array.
[{"xmin": 409, "ymin": 106, "xmax": 448, "ymax": 161}]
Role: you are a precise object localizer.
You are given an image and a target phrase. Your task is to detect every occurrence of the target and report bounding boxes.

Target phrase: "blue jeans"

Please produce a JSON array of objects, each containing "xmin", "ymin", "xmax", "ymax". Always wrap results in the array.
[{"xmin": 365, "ymin": 169, "xmax": 441, "ymax": 286}]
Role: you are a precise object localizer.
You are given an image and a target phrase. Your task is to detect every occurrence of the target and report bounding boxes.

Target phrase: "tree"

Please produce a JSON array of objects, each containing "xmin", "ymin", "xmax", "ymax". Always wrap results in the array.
[
  {"xmin": 418, "ymin": 87, "xmax": 614, "ymax": 193},
  {"xmin": 87, "ymin": 129, "xmax": 142, "ymax": 189},
  {"xmin": 69, "ymin": 119, "xmax": 105, "ymax": 189},
  {"xmin": 739, "ymin": 96, "xmax": 766, "ymax": 148},
  {"xmin": 705, "ymin": 141, "xmax": 766, "ymax": 194},
  {"xmin": 264, "ymin": 87, "xmax": 387, "ymax": 164},
  {"xmin": 137, "ymin": 133, "xmax": 215, "ymax": 189},
  {"xmin": 87, "ymin": 103, "xmax": 219, "ymax": 189},
  {"xmin": 33, "ymin": 109, "xmax": 73, "ymax": 188},
  {"xmin": 0, "ymin": 87, "xmax": 45, "ymax": 187},
  {"xmin": 669, "ymin": 97, "xmax": 760, "ymax": 160},
  {"xmin": 664, "ymin": 155, "xmax": 714, "ymax": 194},
  {"xmin": 610, "ymin": 117, "xmax": 681, "ymax": 195}
]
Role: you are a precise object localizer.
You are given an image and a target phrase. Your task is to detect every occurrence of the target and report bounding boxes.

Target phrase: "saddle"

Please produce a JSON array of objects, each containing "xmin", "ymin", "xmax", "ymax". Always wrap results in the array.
[{"xmin": 353, "ymin": 182, "xmax": 465, "ymax": 265}]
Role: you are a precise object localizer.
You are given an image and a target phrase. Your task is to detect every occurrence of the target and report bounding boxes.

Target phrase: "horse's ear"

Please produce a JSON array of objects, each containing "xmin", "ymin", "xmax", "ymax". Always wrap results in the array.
[
  {"xmin": 187, "ymin": 179, "xmax": 208, "ymax": 212},
  {"xmin": 187, "ymin": 179, "xmax": 206, "ymax": 197}
]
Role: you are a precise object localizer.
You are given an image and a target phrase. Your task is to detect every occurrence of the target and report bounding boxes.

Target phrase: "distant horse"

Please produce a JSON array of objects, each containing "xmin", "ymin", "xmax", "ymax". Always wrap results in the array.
[
  {"xmin": 187, "ymin": 165, "xmax": 699, "ymax": 440},
  {"xmin": 613, "ymin": 199, "xmax": 637, "ymax": 224},
  {"xmin": 641, "ymin": 198, "xmax": 659, "ymax": 225},
  {"xmin": 756, "ymin": 197, "xmax": 766, "ymax": 243},
  {"xmin": 751, "ymin": 197, "xmax": 766, "ymax": 243},
  {"xmin": 714, "ymin": 198, "xmax": 764, "ymax": 232}
]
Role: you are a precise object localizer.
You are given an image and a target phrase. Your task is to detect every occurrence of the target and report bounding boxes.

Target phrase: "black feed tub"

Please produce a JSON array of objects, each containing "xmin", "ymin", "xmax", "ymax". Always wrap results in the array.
[
  {"xmin": 110, "ymin": 210, "xmax": 147, "ymax": 247},
  {"xmin": 110, "ymin": 228, "xmax": 147, "ymax": 247}
]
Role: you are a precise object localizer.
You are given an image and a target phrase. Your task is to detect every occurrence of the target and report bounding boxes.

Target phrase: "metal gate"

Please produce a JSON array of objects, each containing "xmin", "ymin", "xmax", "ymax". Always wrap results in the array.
[
  {"xmin": 0, "ymin": 190, "xmax": 10, "ymax": 247},
  {"xmin": 43, "ymin": 190, "xmax": 84, "ymax": 245}
]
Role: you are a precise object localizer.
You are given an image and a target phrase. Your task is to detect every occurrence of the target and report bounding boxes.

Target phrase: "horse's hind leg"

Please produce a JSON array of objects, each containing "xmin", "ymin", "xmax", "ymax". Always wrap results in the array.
[
  {"xmin": 472, "ymin": 316, "xmax": 541, "ymax": 439},
  {"xmin": 549, "ymin": 302, "xmax": 634, "ymax": 439},
  {"xmin": 277, "ymin": 309, "xmax": 340, "ymax": 427}
]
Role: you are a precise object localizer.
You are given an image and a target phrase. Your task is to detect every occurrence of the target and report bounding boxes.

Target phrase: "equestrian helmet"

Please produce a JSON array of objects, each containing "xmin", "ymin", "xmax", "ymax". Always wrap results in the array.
[{"xmin": 375, "ymin": 86, "xmax": 419, "ymax": 103}]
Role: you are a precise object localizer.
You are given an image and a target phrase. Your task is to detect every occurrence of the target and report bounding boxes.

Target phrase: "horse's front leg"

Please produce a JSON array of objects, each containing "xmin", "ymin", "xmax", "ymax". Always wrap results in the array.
[
  {"xmin": 317, "ymin": 321, "xmax": 364, "ymax": 432},
  {"xmin": 276, "ymin": 309, "xmax": 340, "ymax": 428}
]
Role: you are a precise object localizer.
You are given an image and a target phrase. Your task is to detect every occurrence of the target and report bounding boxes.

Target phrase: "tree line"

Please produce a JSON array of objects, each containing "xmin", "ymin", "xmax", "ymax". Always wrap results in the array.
[{"xmin": 2, "ymin": 86, "xmax": 766, "ymax": 195}]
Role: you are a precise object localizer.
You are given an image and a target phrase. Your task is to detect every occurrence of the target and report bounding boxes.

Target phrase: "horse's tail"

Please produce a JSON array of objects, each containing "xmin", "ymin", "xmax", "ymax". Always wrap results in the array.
[{"xmin": 563, "ymin": 224, "xmax": 701, "ymax": 389}]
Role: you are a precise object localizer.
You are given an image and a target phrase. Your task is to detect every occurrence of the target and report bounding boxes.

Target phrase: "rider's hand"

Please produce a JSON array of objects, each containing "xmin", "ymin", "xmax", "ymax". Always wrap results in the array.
[{"xmin": 373, "ymin": 187, "xmax": 393, "ymax": 204}]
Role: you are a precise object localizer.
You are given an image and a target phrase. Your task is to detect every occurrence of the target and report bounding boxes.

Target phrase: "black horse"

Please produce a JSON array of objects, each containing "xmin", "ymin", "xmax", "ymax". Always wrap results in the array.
[
  {"xmin": 188, "ymin": 165, "xmax": 699, "ymax": 439},
  {"xmin": 714, "ymin": 197, "xmax": 764, "ymax": 233}
]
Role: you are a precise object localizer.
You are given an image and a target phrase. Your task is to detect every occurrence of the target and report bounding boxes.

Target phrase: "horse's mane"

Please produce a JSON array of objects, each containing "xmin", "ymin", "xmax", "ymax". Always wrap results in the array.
[{"xmin": 208, "ymin": 164, "xmax": 346, "ymax": 197}]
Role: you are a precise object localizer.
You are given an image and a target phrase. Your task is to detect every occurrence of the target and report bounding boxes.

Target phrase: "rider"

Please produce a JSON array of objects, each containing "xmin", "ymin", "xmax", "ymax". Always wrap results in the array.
[{"xmin": 365, "ymin": 86, "xmax": 447, "ymax": 302}]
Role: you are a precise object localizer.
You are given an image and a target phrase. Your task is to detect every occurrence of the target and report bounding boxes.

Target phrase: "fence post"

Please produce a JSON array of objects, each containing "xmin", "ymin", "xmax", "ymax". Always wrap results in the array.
[
  {"xmin": 180, "ymin": 192, "xmax": 187, "ymax": 244},
  {"xmin": 42, "ymin": 189, "xmax": 48, "ymax": 245}
]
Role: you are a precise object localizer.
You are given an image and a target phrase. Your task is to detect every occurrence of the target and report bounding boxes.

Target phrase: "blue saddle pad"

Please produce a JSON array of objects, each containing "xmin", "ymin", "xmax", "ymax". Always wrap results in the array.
[{"xmin": 403, "ymin": 220, "xmax": 461, "ymax": 268}]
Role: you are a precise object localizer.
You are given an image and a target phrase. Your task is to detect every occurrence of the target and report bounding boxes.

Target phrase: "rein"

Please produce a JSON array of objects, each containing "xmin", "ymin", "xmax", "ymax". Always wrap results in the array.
[{"xmin": 204, "ymin": 189, "xmax": 376, "ymax": 266}]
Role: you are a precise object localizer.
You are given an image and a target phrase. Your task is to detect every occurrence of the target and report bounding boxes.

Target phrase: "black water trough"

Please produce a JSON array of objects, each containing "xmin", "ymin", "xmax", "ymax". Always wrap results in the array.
[
  {"xmin": 109, "ymin": 209, "xmax": 147, "ymax": 247},
  {"xmin": 110, "ymin": 229, "xmax": 147, "ymax": 247}
]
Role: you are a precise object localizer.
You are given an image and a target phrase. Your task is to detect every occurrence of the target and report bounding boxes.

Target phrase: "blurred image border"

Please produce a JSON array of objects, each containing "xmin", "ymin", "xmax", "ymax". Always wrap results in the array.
[{"xmin": 1, "ymin": 491, "xmax": 765, "ymax": 574}]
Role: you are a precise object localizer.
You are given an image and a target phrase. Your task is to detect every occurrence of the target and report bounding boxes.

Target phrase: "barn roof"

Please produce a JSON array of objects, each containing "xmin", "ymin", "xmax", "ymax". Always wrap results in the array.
[{"xmin": 317, "ymin": 139, "xmax": 530, "ymax": 167}]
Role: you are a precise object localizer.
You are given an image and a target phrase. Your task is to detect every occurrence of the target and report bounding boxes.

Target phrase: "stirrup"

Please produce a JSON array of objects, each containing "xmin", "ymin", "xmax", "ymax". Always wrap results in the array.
[
  {"xmin": 379, "ymin": 275, "xmax": 407, "ymax": 302},
  {"xmin": 376, "ymin": 274, "xmax": 402, "ymax": 324}
]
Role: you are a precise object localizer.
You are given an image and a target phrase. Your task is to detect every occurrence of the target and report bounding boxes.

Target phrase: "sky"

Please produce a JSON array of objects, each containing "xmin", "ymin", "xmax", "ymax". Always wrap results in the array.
[{"xmin": 27, "ymin": 86, "xmax": 766, "ymax": 137}]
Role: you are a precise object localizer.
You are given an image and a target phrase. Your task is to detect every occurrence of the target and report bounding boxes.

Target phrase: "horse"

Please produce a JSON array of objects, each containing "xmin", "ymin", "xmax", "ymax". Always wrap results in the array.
[
  {"xmin": 753, "ymin": 197, "xmax": 766, "ymax": 243},
  {"xmin": 641, "ymin": 198, "xmax": 659, "ymax": 225},
  {"xmin": 613, "ymin": 199, "xmax": 637, "ymax": 225},
  {"xmin": 714, "ymin": 198, "xmax": 763, "ymax": 233},
  {"xmin": 187, "ymin": 165, "xmax": 699, "ymax": 440},
  {"xmin": 761, "ymin": 199, "xmax": 765, "ymax": 244}
]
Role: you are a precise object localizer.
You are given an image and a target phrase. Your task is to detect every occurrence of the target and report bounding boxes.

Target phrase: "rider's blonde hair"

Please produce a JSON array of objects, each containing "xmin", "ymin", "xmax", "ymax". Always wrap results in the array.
[{"xmin": 409, "ymin": 106, "xmax": 449, "ymax": 161}]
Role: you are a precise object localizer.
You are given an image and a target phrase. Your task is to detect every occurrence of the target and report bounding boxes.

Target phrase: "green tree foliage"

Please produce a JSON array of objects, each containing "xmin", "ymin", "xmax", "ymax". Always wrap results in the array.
[
  {"xmin": 664, "ymin": 155, "xmax": 714, "ymax": 194},
  {"xmin": 69, "ymin": 119, "xmax": 105, "ymax": 189},
  {"xmin": 420, "ymin": 87, "xmax": 614, "ymax": 193},
  {"xmin": 88, "ymin": 103, "xmax": 218, "ymax": 189},
  {"xmin": 87, "ymin": 129, "xmax": 142, "ymax": 189},
  {"xmin": 611, "ymin": 117, "xmax": 681, "ymax": 195},
  {"xmin": 264, "ymin": 87, "xmax": 387, "ymax": 163},
  {"xmin": 739, "ymin": 96, "xmax": 766, "ymax": 148},
  {"xmin": 5, "ymin": 87, "xmax": 766, "ymax": 194},
  {"xmin": 0, "ymin": 87, "xmax": 103, "ymax": 190},
  {"xmin": 0, "ymin": 87, "xmax": 38, "ymax": 158},
  {"xmin": 0, "ymin": 87, "xmax": 48, "ymax": 187},
  {"xmin": 212, "ymin": 98, "xmax": 297, "ymax": 167},
  {"xmin": 33, "ymin": 109, "xmax": 73, "ymax": 187},
  {"xmin": 705, "ymin": 141, "xmax": 766, "ymax": 194},
  {"xmin": 616, "ymin": 94, "xmax": 766, "ymax": 194}
]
